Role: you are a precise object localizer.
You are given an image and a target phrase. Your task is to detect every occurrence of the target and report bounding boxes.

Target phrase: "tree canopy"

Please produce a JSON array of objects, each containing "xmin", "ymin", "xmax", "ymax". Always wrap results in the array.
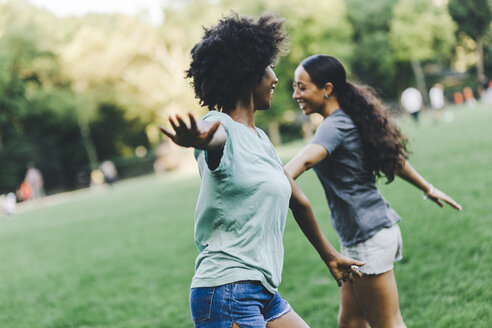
[{"xmin": 0, "ymin": 0, "xmax": 489, "ymax": 194}]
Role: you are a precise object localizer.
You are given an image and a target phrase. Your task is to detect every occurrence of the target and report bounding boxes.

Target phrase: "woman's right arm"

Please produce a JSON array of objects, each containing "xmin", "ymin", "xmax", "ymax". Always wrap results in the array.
[
  {"xmin": 160, "ymin": 113, "xmax": 226, "ymax": 150},
  {"xmin": 284, "ymin": 144, "xmax": 327, "ymax": 179}
]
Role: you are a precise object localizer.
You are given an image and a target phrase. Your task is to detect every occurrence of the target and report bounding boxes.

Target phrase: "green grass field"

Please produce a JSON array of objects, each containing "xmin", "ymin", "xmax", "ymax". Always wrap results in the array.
[{"xmin": 1, "ymin": 105, "xmax": 491, "ymax": 327}]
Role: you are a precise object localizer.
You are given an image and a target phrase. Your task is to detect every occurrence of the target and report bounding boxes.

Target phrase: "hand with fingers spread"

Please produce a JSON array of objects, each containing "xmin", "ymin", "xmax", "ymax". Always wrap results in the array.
[
  {"xmin": 397, "ymin": 161, "xmax": 462, "ymax": 211},
  {"xmin": 425, "ymin": 185, "xmax": 462, "ymax": 211},
  {"xmin": 327, "ymin": 254, "xmax": 365, "ymax": 287},
  {"xmin": 160, "ymin": 113, "xmax": 222, "ymax": 150}
]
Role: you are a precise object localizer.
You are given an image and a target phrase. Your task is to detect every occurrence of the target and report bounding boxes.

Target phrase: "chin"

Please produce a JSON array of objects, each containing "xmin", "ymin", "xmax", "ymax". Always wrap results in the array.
[{"xmin": 257, "ymin": 102, "xmax": 271, "ymax": 110}]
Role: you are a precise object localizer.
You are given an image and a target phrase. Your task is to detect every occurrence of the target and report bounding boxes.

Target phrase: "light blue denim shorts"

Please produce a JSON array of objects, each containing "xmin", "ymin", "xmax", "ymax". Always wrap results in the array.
[
  {"xmin": 189, "ymin": 280, "xmax": 291, "ymax": 328},
  {"xmin": 341, "ymin": 224, "xmax": 403, "ymax": 275}
]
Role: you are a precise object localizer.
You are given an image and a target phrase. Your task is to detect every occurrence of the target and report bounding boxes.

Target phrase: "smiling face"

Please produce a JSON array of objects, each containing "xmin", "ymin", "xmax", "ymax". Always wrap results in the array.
[
  {"xmin": 292, "ymin": 65, "xmax": 326, "ymax": 115},
  {"xmin": 253, "ymin": 65, "xmax": 278, "ymax": 110}
]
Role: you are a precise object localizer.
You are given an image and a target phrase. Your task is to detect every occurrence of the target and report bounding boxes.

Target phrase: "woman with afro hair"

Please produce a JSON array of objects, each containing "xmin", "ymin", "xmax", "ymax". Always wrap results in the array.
[
  {"xmin": 161, "ymin": 14, "xmax": 364, "ymax": 328},
  {"xmin": 286, "ymin": 55, "xmax": 462, "ymax": 328}
]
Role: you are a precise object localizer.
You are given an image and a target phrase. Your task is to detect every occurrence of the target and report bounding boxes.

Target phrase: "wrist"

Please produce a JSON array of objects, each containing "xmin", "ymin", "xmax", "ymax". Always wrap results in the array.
[
  {"xmin": 423, "ymin": 184, "xmax": 433, "ymax": 200},
  {"xmin": 321, "ymin": 250, "xmax": 340, "ymax": 264}
]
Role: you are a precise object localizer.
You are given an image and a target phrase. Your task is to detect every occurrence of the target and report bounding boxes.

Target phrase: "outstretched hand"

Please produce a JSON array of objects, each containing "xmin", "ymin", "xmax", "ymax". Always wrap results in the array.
[
  {"xmin": 426, "ymin": 186, "xmax": 462, "ymax": 211},
  {"xmin": 160, "ymin": 113, "xmax": 221, "ymax": 149},
  {"xmin": 327, "ymin": 254, "xmax": 365, "ymax": 287}
]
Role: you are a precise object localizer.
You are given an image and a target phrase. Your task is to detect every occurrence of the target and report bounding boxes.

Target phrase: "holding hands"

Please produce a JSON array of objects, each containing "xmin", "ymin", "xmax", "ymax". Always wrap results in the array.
[{"xmin": 327, "ymin": 254, "xmax": 365, "ymax": 287}]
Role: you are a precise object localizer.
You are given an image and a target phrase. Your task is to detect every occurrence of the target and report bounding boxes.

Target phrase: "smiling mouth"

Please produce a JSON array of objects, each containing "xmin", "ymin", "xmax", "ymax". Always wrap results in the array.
[{"xmin": 270, "ymin": 86, "xmax": 276, "ymax": 95}]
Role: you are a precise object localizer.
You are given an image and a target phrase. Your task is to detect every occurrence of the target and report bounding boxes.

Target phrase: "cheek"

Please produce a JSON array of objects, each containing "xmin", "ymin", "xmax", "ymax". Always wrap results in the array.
[{"xmin": 305, "ymin": 91, "xmax": 320, "ymax": 103}]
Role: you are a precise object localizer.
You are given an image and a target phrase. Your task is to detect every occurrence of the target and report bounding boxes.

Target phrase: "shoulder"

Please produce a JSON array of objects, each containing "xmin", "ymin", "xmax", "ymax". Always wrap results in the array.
[
  {"xmin": 202, "ymin": 111, "xmax": 235, "ymax": 131},
  {"xmin": 320, "ymin": 109, "xmax": 354, "ymax": 130},
  {"xmin": 203, "ymin": 110, "xmax": 231, "ymax": 123}
]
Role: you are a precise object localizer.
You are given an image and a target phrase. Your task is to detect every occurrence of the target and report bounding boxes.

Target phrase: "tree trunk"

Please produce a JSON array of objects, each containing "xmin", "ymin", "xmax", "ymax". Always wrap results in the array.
[
  {"xmin": 476, "ymin": 37, "xmax": 485, "ymax": 80},
  {"xmin": 268, "ymin": 120, "xmax": 281, "ymax": 146},
  {"xmin": 410, "ymin": 59, "xmax": 429, "ymax": 107},
  {"xmin": 77, "ymin": 115, "xmax": 99, "ymax": 170}
]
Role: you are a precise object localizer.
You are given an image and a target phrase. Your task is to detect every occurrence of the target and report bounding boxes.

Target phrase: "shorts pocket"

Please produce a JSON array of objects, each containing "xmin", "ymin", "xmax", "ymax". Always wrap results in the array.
[{"xmin": 190, "ymin": 287, "xmax": 215, "ymax": 323}]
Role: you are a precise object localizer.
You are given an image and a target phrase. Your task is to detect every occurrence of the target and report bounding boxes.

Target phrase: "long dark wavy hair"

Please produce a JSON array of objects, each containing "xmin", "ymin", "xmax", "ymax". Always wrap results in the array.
[
  {"xmin": 186, "ymin": 13, "xmax": 288, "ymax": 112},
  {"xmin": 301, "ymin": 55, "xmax": 409, "ymax": 182}
]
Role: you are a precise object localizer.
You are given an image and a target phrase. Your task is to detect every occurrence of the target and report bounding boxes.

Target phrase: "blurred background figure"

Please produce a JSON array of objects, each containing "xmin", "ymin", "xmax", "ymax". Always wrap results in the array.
[
  {"xmin": 99, "ymin": 160, "xmax": 118, "ymax": 185},
  {"xmin": 463, "ymin": 87, "xmax": 477, "ymax": 107},
  {"xmin": 429, "ymin": 83, "xmax": 451, "ymax": 123},
  {"xmin": 17, "ymin": 181, "xmax": 32, "ymax": 202},
  {"xmin": 401, "ymin": 87, "xmax": 423, "ymax": 124},
  {"xmin": 453, "ymin": 91, "xmax": 464, "ymax": 105},
  {"xmin": 2, "ymin": 192, "xmax": 17, "ymax": 218},
  {"xmin": 25, "ymin": 163, "xmax": 45, "ymax": 201},
  {"xmin": 479, "ymin": 74, "xmax": 492, "ymax": 105},
  {"xmin": 90, "ymin": 169, "xmax": 105, "ymax": 189}
]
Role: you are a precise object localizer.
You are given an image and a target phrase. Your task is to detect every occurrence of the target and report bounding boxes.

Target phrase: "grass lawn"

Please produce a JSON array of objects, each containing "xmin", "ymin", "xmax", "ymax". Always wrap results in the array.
[{"xmin": 1, "ymin": 105, "xmax": 491, "ymax": 327}]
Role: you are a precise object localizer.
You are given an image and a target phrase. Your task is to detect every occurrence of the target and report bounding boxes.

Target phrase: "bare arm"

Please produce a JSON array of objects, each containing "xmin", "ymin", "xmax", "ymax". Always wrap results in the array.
[
  {"xmin": 284, "ymin": 144, "xmax": 328, "ymax": 179},
  {"xmin": 285, "ymin": 170, "xmax": 364, "ymax": 286},
  {"xmin": 160, "ymin": 113, "xmax": 226, "ymax": 150},
  {"xmin": 397, "ymin": 160, "xmax": 462, "ymax": 210}
]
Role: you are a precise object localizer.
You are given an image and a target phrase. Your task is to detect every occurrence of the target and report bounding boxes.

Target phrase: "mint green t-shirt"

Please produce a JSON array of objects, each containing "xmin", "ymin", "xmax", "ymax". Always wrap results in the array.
[{"xmin": 191, "ymin": 111, "xmax": 291, "ymax": 294}]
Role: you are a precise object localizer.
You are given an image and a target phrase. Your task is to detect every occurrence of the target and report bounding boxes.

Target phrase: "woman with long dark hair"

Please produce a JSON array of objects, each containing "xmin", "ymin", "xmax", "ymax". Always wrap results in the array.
[
  {"xmin": 286, "ymin": 55, "xmax": 461, "ymax": 328},
  {"xmin": 161, "ymin": 18, "xmax": 363, "ymax": 328}
]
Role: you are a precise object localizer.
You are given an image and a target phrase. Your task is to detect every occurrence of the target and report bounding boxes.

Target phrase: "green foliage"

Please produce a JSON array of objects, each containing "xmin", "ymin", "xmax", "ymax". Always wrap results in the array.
[
  {"xmin": 89, "ymin": 103, "xmax": 150, "ymax": 160},
  {"xmin": 1, "ymin": 0, "xmax": 491, "ymax": 192},
  {"xmin": 0, "ymin": 2, "xmax": 157, "ymax": 193},
  {"xmin": 390, "ymin": 0, "xmax": 456, "ymax": 62},
  {"xmin": 272, "ymin": 0, "xmax": 353, "ymax": 116},
  {"xmin": 0, "ymin": 10, "xmax": 87, "ymax": 193},
  {"xmin": 448, "ymin": 0, "xmax": 492, "ymax": 40},
  {"xmin": 345, "ymin": 0, "xmax": 399, "ymax": 97}
]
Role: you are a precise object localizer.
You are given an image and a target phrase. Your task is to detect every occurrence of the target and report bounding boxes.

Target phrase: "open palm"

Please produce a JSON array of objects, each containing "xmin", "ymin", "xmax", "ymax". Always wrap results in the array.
[{"xmin": 160, "ymin": 113, "xmax": 220, "ymax": 149}]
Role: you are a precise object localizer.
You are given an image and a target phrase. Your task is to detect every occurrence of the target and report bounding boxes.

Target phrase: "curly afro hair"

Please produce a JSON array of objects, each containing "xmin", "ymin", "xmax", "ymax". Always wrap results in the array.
[{"xmin": 186, "ymin": 13, "xmax": 288, "ymax": 112}]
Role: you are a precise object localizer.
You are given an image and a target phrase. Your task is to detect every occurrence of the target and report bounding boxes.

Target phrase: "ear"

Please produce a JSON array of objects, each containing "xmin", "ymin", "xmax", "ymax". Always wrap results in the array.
[{"xmin": 323, "ymin": 82, "xmax": 334, "ymax": 98}]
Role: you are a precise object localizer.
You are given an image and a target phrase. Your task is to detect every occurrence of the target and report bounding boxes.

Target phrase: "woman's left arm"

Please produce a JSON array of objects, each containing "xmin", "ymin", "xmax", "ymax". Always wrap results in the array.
[
  {"xmin": 397, "ymin": 160, "xmax": 462, "ymax": 210},
  {"xmin": 285, "ymin": 170, "xmax": 365, "ymax": 286}
]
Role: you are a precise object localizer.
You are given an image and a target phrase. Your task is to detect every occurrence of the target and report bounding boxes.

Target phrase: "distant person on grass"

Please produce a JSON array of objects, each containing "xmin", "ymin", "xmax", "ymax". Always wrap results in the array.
[
  {"xmin": 25, "ymin": 162, "xmax": 44, "ymax": 200},
  {"xmin": 287, "ymin": 55, "xmax": 462, "ymax": 328},
  {"xmin": 400, "ymin": 87, "xmax": 422, "ymax": 124},
  {"xmin": 160, "ymin": 14, "xmax": 363, "ymax": 328}
]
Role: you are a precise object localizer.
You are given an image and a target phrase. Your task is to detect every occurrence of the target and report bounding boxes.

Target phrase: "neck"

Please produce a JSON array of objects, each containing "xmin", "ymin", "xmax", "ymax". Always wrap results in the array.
[
  {"xmin": 320, "ymin": 97, "xmax": 341, "ymax": 118},
  {"xmin": 226, "ymin": 96, "xmax": 256, "ymax": 129}
]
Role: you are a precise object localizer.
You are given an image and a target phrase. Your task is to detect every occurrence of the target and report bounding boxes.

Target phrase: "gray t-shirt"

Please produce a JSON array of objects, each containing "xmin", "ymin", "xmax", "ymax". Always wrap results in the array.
[{"xmin": 311, "ymin": 109, "xmax": 401, "ymax": 247}]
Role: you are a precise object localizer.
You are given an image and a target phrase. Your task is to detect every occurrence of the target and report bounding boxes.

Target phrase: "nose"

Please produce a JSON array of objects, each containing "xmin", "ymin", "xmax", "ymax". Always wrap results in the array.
[
  {"xmin": 272, "ymin": 71, "xmax": 278, "ymax": 84},
  {"xmin": 292, "ymin": 86, "xmax": 300, "ymax": 100}
]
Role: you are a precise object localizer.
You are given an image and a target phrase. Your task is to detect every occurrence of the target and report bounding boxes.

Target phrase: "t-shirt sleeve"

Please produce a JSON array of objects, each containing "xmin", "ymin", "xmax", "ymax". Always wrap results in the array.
[
  {"xmin": 310, "ymin": 116, "xmax": 345, "ymax": 155},
  {"xmin": 202, "ymin": 111, "xmax": 231, "ymax": 129},
  {"xmin": 194, "ymin": 111, "xmax": 233, "ymax": 175}
]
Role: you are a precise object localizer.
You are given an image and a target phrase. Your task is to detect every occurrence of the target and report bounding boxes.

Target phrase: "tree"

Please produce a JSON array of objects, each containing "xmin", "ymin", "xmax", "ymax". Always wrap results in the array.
[
  {"xmin": 449, "ymin": 0, "xmax": 492, "ymax": 79},
  {"xmin": 345, "ymin": 0, "xmax": 399, "ymax": 98},
  {"xmin": 390, "ymin": 0, "xmax": 456, "ymax": 104}
]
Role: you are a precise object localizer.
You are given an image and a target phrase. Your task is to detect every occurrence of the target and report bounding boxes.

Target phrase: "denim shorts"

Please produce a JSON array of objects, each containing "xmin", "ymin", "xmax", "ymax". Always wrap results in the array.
[
  {"xmin": 341, "ymin": 224, "xmax": 403, "ymax": 275},
  {"xmin": 189, "ymin": 281, "xmax": 292, "ymax": 328}
]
